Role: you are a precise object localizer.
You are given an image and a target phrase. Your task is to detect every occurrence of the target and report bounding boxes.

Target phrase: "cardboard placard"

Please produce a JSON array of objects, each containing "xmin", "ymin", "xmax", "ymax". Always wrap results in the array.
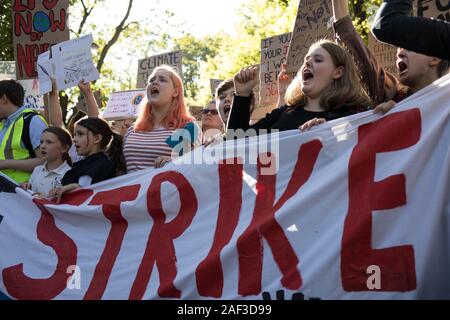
[
  {"xmin": 136, "ymin": 51, "xmax": 183, "ymax": 88},
  {"xmin": 12, "ymin": 0, "xmax": 70, "ymax": 80},
  {"xmin": 286, "ymin": 0, "xmax": 333, "ymax": 74},
  {"xmin": 259, "ymin": 32, "xmax": 291, "ymax": 110},
  {"xmin": 0, "ymin": 61, "xmax": 16, "ymax": 79},
  {"xmin": 368, "ymin": 33, "xmax": 398, "ymax": 75},
  {"xmin": 18, "ymin": 79, "xmax": 45, "ymax": 110},
  {"xmin": 210, "ymin": 79, "xmax": 223, "ymax": 98},
  {"xmin": 102, "ymin": 90, "xmax": 146, "ymax": 121},
  {"xmin": 416, "ymin": 0, "xmax": 450, "ymax": 21}
]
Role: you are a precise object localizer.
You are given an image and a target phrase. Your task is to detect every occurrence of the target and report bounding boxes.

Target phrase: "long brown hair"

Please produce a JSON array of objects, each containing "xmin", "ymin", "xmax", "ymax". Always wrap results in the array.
[
  {"xmin": 134, "ymin": 65, "xmax": 194, "ymax": 132},
  {"xmin": 285, "ymin": 39, "xmax": 371, "ymax": 110}
]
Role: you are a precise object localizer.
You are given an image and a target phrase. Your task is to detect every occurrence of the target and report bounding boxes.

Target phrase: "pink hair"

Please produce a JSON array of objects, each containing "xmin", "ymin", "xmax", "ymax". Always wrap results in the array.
[{"xmin": 134, "ymin": 65, "xmax": 194, "ymax": 132}]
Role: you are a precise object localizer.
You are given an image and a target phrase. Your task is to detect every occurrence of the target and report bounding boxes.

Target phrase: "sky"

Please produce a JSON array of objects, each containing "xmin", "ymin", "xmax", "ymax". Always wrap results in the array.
[
  {"xmin": 158, "ymin": 0, "xmax": 244, "ymax": 37},
  {"xmin": 109, "ymin": 0, "xmax": 245, "ymax": 38}
]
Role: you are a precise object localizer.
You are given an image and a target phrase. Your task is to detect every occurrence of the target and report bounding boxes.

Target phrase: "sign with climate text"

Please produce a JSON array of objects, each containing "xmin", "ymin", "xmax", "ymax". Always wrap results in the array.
[{"xmin": 136, "ymin": 51, "xmax": 183, "ymax": 88}]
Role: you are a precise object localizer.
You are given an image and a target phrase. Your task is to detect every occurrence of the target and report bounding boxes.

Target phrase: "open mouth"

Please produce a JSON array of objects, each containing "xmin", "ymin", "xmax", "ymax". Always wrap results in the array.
[
  {"xmin": 41, "ymin": 151, "xmax": 47, "ymax": 156},
  {"xmin": 223, "ymin": 105, "xmax": 231, "ymax": 115},
  {"xmin": 397, "ymin": 61, "xmax": 408, "ymax": 75},
  {"xmin": 303, "ymin": 70, "xmax": 314, "ymax": 81},
  {"xmin": 150, "ymin": 87, "xmax": 160, "ymax": 95}
]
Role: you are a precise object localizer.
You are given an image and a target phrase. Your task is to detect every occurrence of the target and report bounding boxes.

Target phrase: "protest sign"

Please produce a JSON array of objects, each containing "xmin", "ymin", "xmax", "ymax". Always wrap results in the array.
[
  {"xmin": 0, "ymin": 62, "xmax": 16, "ymax": 79},
  {"xmin": 286, "ymin": 0, "xmax": 333, "ymax": 74},
  {"xmin": 18, "ymin": 78, "xmax": 44, "ymax": 110},
  {"xmin": 12, "ymin": 0, "xmax": 70, "ymax": 80},
  {"xmin": 210, "ymin": 79, "xmax": 223, "ymax": 98},
  {"xmin": 415, "ymin": 0, "xmax": 450, "ymax": 21},
  {"xmin": 102, "ymin": 90, "xmax": 145, "ymax": 121},
  {"xmin": 257, "ymin": 32, "xmax": 292, "ymax": 119},
  {"xmin": 136, "ymin": 51, "xmax": 183, "ymax": 88},
  {"xmin": 1, "ymin": 74, "xmax": 450, "ymax": 300},
  {"xmin": 37, "ymin": 34, "xmax": 100, "ymax": 94},
  {"xmin": 368, "ymin": 33, "xmax": 398, "ymax": 75},
  {"xmin": 51, "ymin": 34, "xmax": 100, "ymax": 91},
  {"xmin": 37, "ymin": 51, "xmax": 53, "ymax": 94}
]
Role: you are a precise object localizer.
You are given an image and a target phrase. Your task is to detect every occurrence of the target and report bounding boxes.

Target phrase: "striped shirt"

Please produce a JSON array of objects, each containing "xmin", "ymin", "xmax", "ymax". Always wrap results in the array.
[{"xmin": 124, "ymin": 128, "xmax": 174, "ymax": 173}]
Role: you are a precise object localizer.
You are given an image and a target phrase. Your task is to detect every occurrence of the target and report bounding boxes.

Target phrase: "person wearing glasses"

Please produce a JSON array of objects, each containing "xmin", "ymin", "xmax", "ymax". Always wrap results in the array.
[{"xmin": 201, "ymin": 100, "xmax": 224, "ymax": 145}]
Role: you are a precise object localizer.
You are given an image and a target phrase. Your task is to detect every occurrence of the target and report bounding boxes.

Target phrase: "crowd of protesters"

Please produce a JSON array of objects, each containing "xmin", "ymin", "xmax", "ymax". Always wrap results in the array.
[{"xmin": 0, "ymin": 0, "xmax": 448, "ymax": 201}]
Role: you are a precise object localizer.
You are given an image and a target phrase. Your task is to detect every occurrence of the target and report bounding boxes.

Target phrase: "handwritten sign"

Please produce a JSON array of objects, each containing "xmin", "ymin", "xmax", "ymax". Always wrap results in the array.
[
  {"xmin": 52, "ymin": 34, "xmax": 100, "ymax": 91},
  {"xmin": 286, "ymin": 0, "xmax": 333, "ymax": 74},
  {"xmin": 210, "ymin": 79, "xmax": 223, "ymax": 98},
  {"xmin": 18, "ymin": 79, "xmax": 44, "ymax": 110},
  {"xmin": 12, "ymin": 0, "xmax": 70, "ymax": 80},
  {"xmin": 416, "ymin": 0, "xmax": 450, "ymax": 21},
  {"xmin": 37, "ymin": 34, "xmax": 100, "ymax": 94},
  {"xmin": 368, "ymin": 33, "xmax": 398, "ymax": 75},
  {"xmin": 136, "ymin": 51, "xmax": 183, "ymax": 88},
  {"xmin": 259, "ymin": 33, "xmax": 291, "ymax": 110},
  {"xmin": 0, "ymin": 62, "xmax": 16, "ymax": 79},
  {"xmin": 102, "ymin": 90, "xmax": 145, "ymax": 120}
]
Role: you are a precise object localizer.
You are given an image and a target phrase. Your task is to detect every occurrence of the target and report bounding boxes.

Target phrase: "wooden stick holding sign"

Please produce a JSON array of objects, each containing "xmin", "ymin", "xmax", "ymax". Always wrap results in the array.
[{"xmin": 286, "ymin": 0, "xmax": 334, "ymax": 75}]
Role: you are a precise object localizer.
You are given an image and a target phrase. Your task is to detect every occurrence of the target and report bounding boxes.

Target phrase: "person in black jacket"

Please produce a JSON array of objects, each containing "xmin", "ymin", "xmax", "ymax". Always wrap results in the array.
[
  {"xmin": 227, "ymin": 39, "xmax": 372, "ymax": 135},
  {"xmin": 372, "ymin": 0, "xmax": 450, "ymax": 61}
]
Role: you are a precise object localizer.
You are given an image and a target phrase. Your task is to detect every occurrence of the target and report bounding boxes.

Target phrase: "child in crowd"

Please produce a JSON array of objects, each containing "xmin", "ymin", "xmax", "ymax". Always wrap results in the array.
[
  {"xmin": 22, "ymin": 127, "xmax": 72, "ymax": 197},
  {"xmin": 49, "ymin": 117, "xmax": 126, "ymax": 203}
]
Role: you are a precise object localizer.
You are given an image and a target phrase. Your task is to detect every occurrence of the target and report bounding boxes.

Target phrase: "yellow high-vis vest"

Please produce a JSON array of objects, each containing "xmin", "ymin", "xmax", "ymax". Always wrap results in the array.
[{"xmin": 0, "ymin": 109, "xmax": 46, "ymax": 183}]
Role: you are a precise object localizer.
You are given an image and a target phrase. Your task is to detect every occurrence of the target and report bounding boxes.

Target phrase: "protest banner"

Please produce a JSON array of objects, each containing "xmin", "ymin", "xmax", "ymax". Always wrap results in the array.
[
  {"xmin": 286, "ymin": 0, "xmax": 333, "ymax": 75},
  {"xmin": 210, "ymin": 79, "xmax": 223, "ymax": 98},
  {"xmin": 1, "ymin": 73, "xmax": 450, "ymax": 300},
  {"xmin": 0, "ymin": 62, "xmax": 16, "ymax": 79},
  {"xmin": 12, "ymin": 0, "xmax": 70, "ymax": 80},
  {"xmin": 257, "ymin": 32, "xmax": 292, "ymax": 119},
  {"xmin": 136, "ymin": 51, "xmax": 183, "ymax": 88},
  {"xmin": 101, "ymin": 90, "xmax": 145, "ymax": 121}
]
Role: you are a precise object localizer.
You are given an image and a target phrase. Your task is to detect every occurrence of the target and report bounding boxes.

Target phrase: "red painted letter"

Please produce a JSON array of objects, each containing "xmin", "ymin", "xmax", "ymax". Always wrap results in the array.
[
  {"xmin": 342, "ymin": 109, "xmax": 421, "ymax": 291},
  {"xmin": 2, "ymin": 189, "xmax": 92, "ymax": 299},
  {"xmin": 129, "ymin": 172, "xmax": 198, "ymax": 299},
  {"xmin": 237, "ymin": 140, "xmax": 323, "ymax": 296},
  {"xmin": 84, "ymin": 185, "xmax": 141, "ymax": 300},
  {"xmin": 196, "ymin": 160, "xmax": 243, "ymax": 298}
]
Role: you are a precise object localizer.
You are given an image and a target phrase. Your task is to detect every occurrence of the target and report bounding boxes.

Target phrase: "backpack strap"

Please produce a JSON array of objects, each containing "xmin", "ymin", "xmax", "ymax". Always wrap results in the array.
[{"xmin": 21, "ymin": 111, "xmax": 38, "ymax": 158}]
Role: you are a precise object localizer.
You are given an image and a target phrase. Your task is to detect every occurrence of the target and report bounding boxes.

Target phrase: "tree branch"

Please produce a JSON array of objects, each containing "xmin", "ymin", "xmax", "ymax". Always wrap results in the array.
[
  {"xmin": 96, "ymin": 0, "xmax": 134, "ymax": 74},
  {"xmin": 77, "ymin": 0, "xmax": 99, "ymax": 36}
]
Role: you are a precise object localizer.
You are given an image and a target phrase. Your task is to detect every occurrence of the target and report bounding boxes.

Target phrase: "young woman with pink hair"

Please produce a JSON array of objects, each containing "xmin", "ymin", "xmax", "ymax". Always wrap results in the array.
[{"xmin": 123, "ymin": 65, "xmax": 200, "ymax": 171}]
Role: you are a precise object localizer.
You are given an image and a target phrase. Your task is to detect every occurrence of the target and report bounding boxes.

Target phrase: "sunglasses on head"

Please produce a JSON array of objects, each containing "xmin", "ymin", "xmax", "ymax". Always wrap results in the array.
[{"xmin": 201, "ymin": 109, "xmax": 219, "ymax": 115}]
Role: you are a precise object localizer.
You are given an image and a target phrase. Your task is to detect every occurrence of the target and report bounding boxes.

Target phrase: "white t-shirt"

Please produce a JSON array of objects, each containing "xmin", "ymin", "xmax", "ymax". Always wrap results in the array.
[{"xmin": 29, "ymin": 161, "xmax": 72, "ymax": 195}]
